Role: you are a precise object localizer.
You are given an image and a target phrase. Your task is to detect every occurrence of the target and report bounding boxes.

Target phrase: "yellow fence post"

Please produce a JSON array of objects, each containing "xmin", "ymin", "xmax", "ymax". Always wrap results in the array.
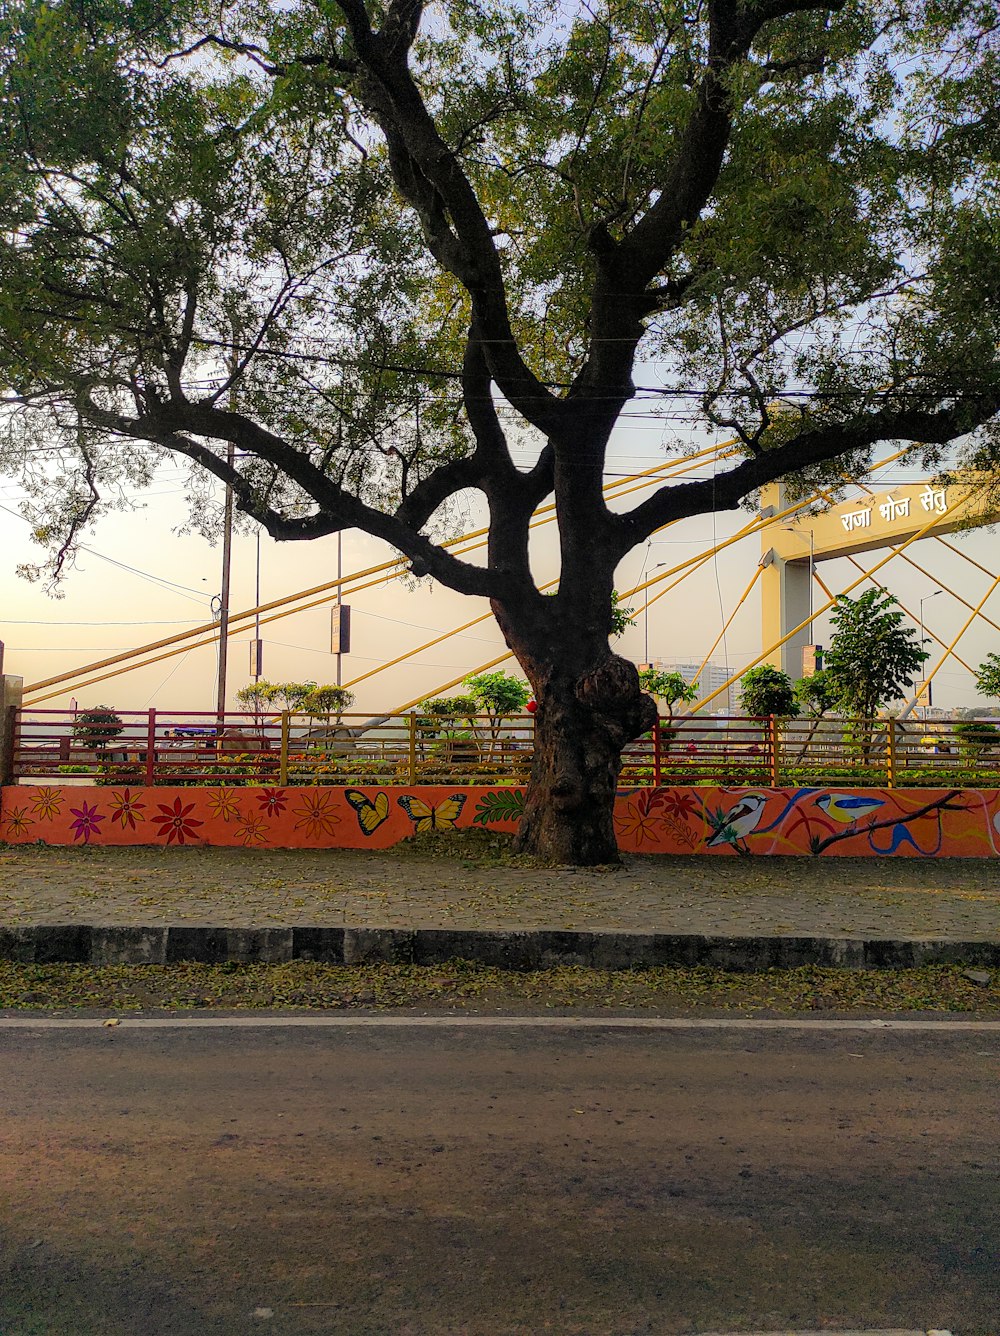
[
  {"xmin": 279, "ymin": 711, "xmax": 289, "ymax": 786},
  {"xmin": 407, "ymin": 711, "xmax": 417, "ymax": 785},
  {"xmin": 886, "ymin": 717, "xmax": 896, "ymax": 789}
]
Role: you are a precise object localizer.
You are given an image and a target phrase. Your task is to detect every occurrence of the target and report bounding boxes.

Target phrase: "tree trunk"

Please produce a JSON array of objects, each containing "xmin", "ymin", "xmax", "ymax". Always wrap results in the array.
[{"xmin": 514, "ymin": 653, "xmax": 657, "ymax": 864}]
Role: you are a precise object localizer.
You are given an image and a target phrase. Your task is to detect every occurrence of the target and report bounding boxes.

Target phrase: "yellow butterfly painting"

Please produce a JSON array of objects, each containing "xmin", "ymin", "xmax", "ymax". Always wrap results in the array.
[
  {"xmin": 344, "ymin": 789, "xmax": 390, "ymax": 836},
  {"xmin": 397, "ymin": 793, "xmax": 467, "ymax": 833}
]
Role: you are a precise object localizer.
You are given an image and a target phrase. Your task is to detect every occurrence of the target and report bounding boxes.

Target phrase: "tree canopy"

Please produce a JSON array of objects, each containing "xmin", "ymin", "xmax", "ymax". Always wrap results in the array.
[
  {"xmin": 822, "ymin": 589, "xmax": 927, "ymax": 718},
  {"xmin": 738, "ymin": 664, "xmax": 799, "ymax": 717},
  {"xmin": 1, "ymin": 0, "xmax": 999, "ymax": 860},
  {"xmin": 975, "ymin": 653, "xmax": 1000, "ymax": 702}
]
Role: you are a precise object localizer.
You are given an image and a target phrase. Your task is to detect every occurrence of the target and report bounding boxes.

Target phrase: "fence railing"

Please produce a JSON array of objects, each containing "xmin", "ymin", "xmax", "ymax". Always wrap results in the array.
[{"xmin": 8, "ymin": 707, "xmax": 1000, "ymax": 788}]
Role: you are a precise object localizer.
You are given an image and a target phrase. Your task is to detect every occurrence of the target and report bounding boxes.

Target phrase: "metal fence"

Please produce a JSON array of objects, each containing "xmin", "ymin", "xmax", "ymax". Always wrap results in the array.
[{"xmin": 8, "ymin": 706, "xmax": 1000, "ymax": 788}]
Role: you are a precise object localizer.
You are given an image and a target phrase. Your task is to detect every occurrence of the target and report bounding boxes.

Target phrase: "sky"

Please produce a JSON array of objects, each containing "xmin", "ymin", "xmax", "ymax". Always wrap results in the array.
[{"xmin": 3, "ymin": 404, "xmax": 999, "ymax": 723}]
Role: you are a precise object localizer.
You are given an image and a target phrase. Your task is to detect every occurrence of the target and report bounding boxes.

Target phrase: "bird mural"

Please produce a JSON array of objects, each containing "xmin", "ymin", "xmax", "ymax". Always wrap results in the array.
[
  {"xmin": 815, "ymin": 793, "xmax": 885, "ymax": 824},
  {"xmin": 705, "ymin": 793, "xmax": 768, "ymax": 848}
]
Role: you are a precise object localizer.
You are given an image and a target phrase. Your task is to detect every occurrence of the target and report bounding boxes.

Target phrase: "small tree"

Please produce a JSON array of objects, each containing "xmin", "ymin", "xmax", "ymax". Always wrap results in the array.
[
  {"xmin": 235, "ymin": 681, "xmax": 276, "ymax": 730},
  {"xmin": 739, "ymin": 666, "xmax": 799, "ymax": 718},
  {"xmin": 823, "ymin": 592, "xmax": 928, "ymax": 721},
  {"xmin": 464, "ymin": 671, "xmax": 530, "ymax": 758},
  {"xmin": 235, "ymin": 681, "xmax": 272, "ymax": 713},
  {"xmin": 270, "ymin": 681, "xmax": 319, "ymax": 713},
  {"xmin": 638, "ymin": 668, "xmax": 698, "ymax": 720},
  {"xmin": 71, "ymin": 705, "xmax": 124, "ymax": 752},
  {"xmin": 417, "ymin": 693, "xmax": 479, "ymax": 760},
  {"xmin": 975, "ymin": 653, "xmax": 1000, "ymax": 702},
  {"xmin": 792, "ymin": 669, "xmax": 838, "ymax": 764},
  {"xmin": 794, "ymin": 670, "xmax": 838, "ymax": 719},
  {"xmin": 638, "ymin": 667, "xmax": 698, "ymax": 753},
  {"xmin": 953, "ymin": 719, "xmax": 999, "ymax": 760},
  {"xmin": 302, "ymin": 685, "xmax": 354, "ymax": 726}
]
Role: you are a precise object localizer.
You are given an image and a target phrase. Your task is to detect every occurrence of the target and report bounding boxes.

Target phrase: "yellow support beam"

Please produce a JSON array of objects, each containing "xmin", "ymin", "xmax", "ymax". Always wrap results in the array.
[
  {"xmin": 696, "ymin": 492, "xmax": 973, "ymax": 713},
  {"xmin": 25, "ymin": 445, "xmax": 733, "ymax": 703}
]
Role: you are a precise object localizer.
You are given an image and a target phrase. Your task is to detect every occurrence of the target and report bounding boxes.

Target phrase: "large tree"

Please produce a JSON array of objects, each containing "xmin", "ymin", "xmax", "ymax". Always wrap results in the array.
[{"xmin": 1, "ymin": 0, "xmax": 999, "ymax": 862}]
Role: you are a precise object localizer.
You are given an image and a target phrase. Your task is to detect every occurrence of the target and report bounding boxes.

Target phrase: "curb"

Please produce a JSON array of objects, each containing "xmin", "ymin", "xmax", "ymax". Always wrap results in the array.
[{"xmin": 2, "ymin": 925, "xmax": 1000, "ymax": 969}]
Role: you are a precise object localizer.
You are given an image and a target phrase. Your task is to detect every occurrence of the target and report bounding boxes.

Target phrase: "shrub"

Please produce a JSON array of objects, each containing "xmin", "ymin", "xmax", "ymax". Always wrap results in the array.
[{"xmin": 71, "ymin": 706, "xmax": 124, "ymax": 751}]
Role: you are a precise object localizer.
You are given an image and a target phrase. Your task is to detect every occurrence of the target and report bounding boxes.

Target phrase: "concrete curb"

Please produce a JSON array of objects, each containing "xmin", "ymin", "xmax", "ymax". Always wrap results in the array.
[{"xmin": 2, "ymin": 924, "xmax": 1000, "ymax": 969}]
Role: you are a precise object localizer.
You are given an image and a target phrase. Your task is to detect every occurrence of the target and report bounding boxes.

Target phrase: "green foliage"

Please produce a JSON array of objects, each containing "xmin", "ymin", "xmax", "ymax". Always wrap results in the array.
[
  {"xmin": 952, "ymin": 719, "xmax": 999, "ymax": 756},
  {"xmin": 823, "ymin": 591, "xmax": 928, "ymax": 719},
  {"xmin": 271, "ymin": 682, "xmax": 321, "ymax": 713},
  {"xmin": 416, "ymin": 696, "xmax": 478, "ymax": 744},
  {"xmin": 301, "ymin": 685, "xmax": 354, "ymax": 720},
  {"xmin": 418, "ymin": 695, "xmax": 478, "ymax": 718},
  {"xmin": 638, "ymin": 668, "xmax": 698, "ymax": 720},
  {"xmin": 794, "ymin": 669, "xmax": 838, "ymax": 717},
  {"xmin": 234, "ymin": 682, "xmax": 274, "ymax": 716},
  {"xmin": 610, "ymin": 591, "xmax": 637, "ymax": 639},
  {"xmin": 71, "ymin": 706, "xmax": 124, "ymax": 751},
  {"xmin": 234, "ymin": 680, "xmax": 354, "ymax": 721},
  {"xmin": 974, "ymin": 653, "xmax": 1000, "ymax": 701},
  {"xmin": 738, "ymin": 666, "xmax": 799, "ymax": 718},
  {"xmin": 463, "ymin": 672, "xmax": 530, "ymax": 716}
]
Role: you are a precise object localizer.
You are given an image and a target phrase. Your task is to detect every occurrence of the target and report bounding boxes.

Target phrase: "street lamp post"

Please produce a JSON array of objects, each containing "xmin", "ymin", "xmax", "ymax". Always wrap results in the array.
[{"xmin": 918, "ymin": 590, "xmax": 943, "ymax": 718}]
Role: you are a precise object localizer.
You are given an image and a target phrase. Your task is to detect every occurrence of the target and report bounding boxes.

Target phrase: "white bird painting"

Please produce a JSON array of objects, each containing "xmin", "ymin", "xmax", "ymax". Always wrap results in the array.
[{"xmin": 705, "ymin": 793, "xmax": 768, "ymax": 848}]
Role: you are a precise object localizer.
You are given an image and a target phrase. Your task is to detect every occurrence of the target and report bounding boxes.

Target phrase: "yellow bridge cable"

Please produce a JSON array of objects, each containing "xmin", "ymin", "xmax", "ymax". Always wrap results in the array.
[
  {"xmin": 844, "ymin": 475, "xmax": 1000, "ymax": 635},
  {"xmin": 814, "ymin": 470, "xmax": 1000, "ymax": 665},
  {"xmin": 400, "ymin": 488, "xmax": 837, "ymax": 709},
  {"xmin": 914, "ymin": 571, "xmax": 1000, "ymax": 707},
  {"xmin": 398, "ymin": 450, "xmax": 919, "ymax": 712},
  {"xmin": 841, "ymin": 557, "xmax": 976, "ymax": 675},
  {"xmin": 692, "ymin": 492, "xmax": 973, "ymax": 713},
  {"xmin": 691, "ymin": 563, "xmax": 765, "ymax": 686},
  {"xmin": 24, "ymin": 444, "xmax": 734, "ymax": 703}
]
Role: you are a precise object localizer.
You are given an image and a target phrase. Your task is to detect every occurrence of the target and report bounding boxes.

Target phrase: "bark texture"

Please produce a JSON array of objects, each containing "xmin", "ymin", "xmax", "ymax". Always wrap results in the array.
[{"xmin": 514, "ymin": 653, "xmax": 658, "ymax": 864}]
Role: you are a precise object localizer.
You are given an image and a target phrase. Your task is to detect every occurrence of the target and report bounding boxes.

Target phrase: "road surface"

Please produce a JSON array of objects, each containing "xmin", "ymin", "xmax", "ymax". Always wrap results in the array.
[{"xmin": 1, "ymin": 1017, "xmax": 997, "ymax": 1334}]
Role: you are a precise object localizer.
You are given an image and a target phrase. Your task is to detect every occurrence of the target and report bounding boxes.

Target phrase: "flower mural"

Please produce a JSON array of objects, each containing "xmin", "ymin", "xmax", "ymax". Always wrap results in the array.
[
  {"xmin": 2, "ymin": 783, "xmax": 1000, "ymax": 858},
  {"xmin": 3, "ymin": 804, "xmax": 32, "ymax": 838},
  {"xmin": 206, "ymin": 787, "xmax": 241, "ymax": 823},
  {"xmin": 29, "ymin": 786, "xmax": 64, "ymax": 822},
  {"xmin": 292, "ymin": 792, "xmax": 341, "ymax": 840},
  {"xmin": 613, "ymin": 790, "xmax": 665, "ymax": 847},
  {"xmin": 150, "ymin": 796, "xmax": 205, "ymax": 845},
  {"xmin": 109, "ymin": 788, "xmax": 146, "ymax": 831},
  {"xmin": 235, "ymin": 811, "xmax": 270, "ymax": 847},
  {"xmin": 257, "ymin": 788, "xmax": 288, "ymax": 817},
  {"xmin": 68, "ymin": 800, "xmax": 105, "ymax": 844}
]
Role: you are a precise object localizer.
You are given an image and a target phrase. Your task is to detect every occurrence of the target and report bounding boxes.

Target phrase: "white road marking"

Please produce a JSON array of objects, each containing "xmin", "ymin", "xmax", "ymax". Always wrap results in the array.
[{"xmin": 0, "ymin": 1014, "xmax": 997, "ymax": 1033}]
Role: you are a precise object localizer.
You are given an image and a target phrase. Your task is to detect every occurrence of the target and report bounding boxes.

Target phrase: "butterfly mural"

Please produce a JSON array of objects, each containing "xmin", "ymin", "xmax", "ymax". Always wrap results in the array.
[
  {"xmin": 397, "ymin": 793, "xmax": 467, "ymax": 833},
  {"xmin": 344, "ymin": 789, "xmax": 390, "ymax": 836}
]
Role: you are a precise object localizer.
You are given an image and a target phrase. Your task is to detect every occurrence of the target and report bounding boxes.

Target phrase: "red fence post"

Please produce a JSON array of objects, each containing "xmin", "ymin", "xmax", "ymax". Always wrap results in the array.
[
  {"xmin": 145, "ymin": 709, "xmax": 156, "ymax": 786},
  {"xmin": 653, "ymin": 715, "xmax": 662, "ymax": 788}
]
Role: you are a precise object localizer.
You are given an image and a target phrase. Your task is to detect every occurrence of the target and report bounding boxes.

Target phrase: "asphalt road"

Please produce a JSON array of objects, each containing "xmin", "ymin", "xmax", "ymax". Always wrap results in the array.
[{"xmin": 1, "ymin": 1018, "xmax": 997, "ymax": 1336}]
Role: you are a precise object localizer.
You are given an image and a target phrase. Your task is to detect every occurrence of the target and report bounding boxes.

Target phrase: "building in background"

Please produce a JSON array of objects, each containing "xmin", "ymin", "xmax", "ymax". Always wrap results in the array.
[{"xmin": 637, "ymin": 659, "xmax": 735, "ymax": 713}]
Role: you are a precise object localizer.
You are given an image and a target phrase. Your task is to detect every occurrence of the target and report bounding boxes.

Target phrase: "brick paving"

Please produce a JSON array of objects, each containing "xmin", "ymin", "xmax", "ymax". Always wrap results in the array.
[{"xmin": 2, "ymin": 844, "xmax": 999, "ymax": 940}]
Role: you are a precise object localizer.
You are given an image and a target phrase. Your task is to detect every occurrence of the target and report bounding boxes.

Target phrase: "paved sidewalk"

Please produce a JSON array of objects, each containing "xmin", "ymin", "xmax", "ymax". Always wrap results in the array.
[{"xmin": 2, "ymin": 843, "xmax": 999, "ymax": 939}]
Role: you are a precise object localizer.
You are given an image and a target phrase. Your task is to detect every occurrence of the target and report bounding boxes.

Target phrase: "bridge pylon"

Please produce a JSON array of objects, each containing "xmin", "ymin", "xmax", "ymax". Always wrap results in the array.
[{"xmin": 759, "ymin": 475, "xmax": 990, "ymax": 679}]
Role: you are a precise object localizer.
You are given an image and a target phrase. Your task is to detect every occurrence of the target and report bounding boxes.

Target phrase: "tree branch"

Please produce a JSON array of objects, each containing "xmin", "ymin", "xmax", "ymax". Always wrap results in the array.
[
  {"xmin": 80, "ymin": 398, "xmax": 510, "ymax": 599},
  {"xmin": 330, "ymin": 0, "xmax": 566, "ymax": 440},
  {"xmin": 614, "ymin": 391, "xmax": 1000, "ymax": 555}
]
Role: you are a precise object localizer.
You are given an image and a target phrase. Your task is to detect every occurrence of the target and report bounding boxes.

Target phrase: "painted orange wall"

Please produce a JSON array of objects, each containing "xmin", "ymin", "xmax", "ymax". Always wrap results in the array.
[{"xmin": 3, "ymin": 783, "xmax": 998, "ymax": 856}]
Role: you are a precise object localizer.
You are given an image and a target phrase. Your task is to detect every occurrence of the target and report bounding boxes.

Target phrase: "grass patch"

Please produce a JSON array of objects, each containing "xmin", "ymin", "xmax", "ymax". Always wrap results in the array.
[{"xmin": 1, "ymin": 960, "xmax": 997, "ymax": 1014}]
